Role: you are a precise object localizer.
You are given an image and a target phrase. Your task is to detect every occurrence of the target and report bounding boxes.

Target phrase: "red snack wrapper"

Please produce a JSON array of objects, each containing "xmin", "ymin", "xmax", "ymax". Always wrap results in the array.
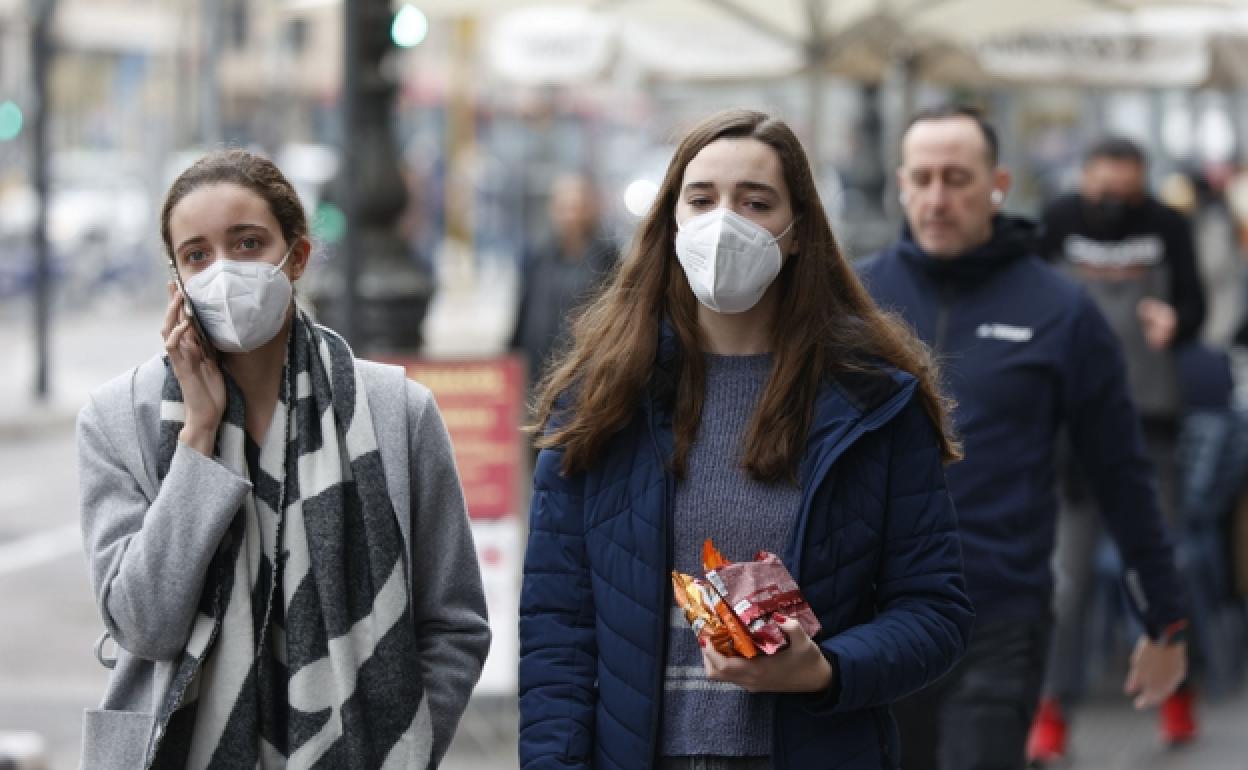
[{"xmin": 702, "ymin": 539, "xmax": 821, "ymax": 655}]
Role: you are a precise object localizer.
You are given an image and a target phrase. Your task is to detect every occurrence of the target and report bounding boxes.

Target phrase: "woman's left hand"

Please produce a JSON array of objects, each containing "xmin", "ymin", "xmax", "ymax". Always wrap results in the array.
[{"xmin": 701, "ymin": 615, "xmax": 834, "ymax": 694}]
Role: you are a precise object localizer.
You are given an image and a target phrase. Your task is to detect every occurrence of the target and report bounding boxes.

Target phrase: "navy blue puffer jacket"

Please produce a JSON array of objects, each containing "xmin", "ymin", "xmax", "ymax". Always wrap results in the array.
[
  {"xmin": 858, "ymin": 218, "xmax": 1187, "ymax": 636},
  {"xmin": 518, "ymin": 330, "xmax": 974, "ymax": 770}
]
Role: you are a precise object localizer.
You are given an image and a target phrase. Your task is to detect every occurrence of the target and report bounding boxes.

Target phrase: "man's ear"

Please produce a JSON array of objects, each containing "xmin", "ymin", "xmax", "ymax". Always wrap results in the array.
[{"xmin": 992, "ymin": 167, "xmax": 1013, "ymax": 207}]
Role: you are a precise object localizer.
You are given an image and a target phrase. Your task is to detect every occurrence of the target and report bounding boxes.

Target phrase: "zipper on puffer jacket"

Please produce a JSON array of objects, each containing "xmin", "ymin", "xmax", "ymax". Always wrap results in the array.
[
  {"xmin": 934, "ymin": 282, "xmax": 953, "ymax": 353},
  {"xmin": 873, "ymin": 707, "xmax": 895, "ymax": 768},
  {"xmin": 645, "ymin": 399, "xmax": 672, "ymax": 770}
]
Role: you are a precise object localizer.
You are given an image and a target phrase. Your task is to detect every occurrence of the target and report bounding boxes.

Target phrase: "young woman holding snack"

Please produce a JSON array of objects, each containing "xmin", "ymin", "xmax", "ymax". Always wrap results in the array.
[{"xmin": 517, "ymin": 108, "xmax": 974, "ymax": 770}]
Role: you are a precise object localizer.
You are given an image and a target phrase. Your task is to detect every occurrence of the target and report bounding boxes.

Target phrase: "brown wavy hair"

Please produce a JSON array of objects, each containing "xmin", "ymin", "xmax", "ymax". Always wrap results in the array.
[{"xmin": 533, "ymin": 108, "xmax": 959, "ymax": 481}]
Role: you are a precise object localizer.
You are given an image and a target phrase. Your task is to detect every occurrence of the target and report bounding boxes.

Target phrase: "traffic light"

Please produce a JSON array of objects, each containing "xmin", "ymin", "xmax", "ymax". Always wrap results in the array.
[
  {"xmin": 0, "ymin": 100, "xmax": 22, "ymax": 142},
  {"xmin": 313, "ymin": 202, "xmax": 348, "ymax": 244},
  {"xmin": 391, "ymin": 4, "xmax": 428, "ymax": 48}
]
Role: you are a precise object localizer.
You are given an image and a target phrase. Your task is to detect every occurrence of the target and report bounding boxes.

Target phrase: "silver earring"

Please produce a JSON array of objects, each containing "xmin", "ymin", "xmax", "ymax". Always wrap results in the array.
[{"xmin": 991, "ymin": 190, "xmax": 1004, "ymax": 205}]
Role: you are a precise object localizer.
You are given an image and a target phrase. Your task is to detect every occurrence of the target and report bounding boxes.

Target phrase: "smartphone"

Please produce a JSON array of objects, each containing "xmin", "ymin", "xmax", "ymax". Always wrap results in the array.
[{"xmin": 168, "ymin": 261, "xmax": 216, "ymax": 359}]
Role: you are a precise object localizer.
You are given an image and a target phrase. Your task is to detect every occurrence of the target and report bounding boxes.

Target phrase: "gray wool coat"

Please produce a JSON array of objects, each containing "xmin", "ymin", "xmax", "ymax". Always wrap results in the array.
[{"xmin": 76, "ymin": 354, "xmax": 491, "ymax": 769}]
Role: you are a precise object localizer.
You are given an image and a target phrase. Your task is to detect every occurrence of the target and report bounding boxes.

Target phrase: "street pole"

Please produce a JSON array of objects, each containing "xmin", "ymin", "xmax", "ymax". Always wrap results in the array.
[
  {"xmin": 803, "ymin": 0, "xmax": 826, "ymax": 168},
  {"xmin": 314, "ymin": 0, "xmax": 431, "ymax": 353},
  {"xmin": 198, "ymin": 0, "xmax": 220, "ymax": 146},
  {"xmin": 805, "ymin": 47, "xmax": 824, "ymax": 171},
  {"xmin": 31, "ymin": 0, "xmax": 53, "ymax": 400},
  {"xmin": 340, "ymin": 0, "xmax": 359, "ymax": 346}
]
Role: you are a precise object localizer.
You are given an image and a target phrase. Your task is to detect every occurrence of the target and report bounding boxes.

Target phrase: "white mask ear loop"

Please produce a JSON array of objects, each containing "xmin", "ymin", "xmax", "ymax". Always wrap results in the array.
[
  {"xmin": 774, "ymin": 217, "xmax": 798, "ymax": 257},
  {"xmin": 271, "ymin": 241, "xmax": 296, "ymax": 275},
  {"xmin": 772, "ymin": 218, "xmax": 797, "ymax": 242}
]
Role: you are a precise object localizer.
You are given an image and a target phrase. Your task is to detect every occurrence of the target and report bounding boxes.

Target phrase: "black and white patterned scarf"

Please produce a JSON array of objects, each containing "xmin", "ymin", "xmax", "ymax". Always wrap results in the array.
[{"xmin": 147, "ymin": 310, "xmax": 427, "ymax": 769}]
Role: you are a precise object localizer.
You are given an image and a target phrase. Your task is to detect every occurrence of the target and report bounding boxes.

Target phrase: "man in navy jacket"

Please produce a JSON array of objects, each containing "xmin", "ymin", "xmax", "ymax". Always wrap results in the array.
[{"xmin": 857, "ymin": 105, "xmax": 1190, "ymax": 770}]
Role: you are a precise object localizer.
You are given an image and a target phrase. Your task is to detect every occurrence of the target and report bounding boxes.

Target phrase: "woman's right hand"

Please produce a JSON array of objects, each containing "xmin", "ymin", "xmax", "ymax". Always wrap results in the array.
[{"xmin": 163, "ymin": 281, "xmax": 225, "ymax": 455}]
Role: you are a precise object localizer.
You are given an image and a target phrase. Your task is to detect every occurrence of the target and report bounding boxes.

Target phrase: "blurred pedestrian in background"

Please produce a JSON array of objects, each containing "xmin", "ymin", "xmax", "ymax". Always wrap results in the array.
[
  {"xmin": 518, "ymin": 108, "xmax": 973, "ymax": 770},
  {"xmin": 76, "ymin": 149, "xmax": 490, "ymax": 769},
  {"xmin": 1041, "ymin": 138, "xmax": 1205, "ymax": 416},
  {"xmin": 510, "ymin": 172, "xmax": 619, "ymax": 393},
  {"xmin": 1030, "ymin": 137, "xmax": 1207, "ymax": 761},
  {"xmin": 859, "ymin": 105, "xmax": 1189, "ymax": 770},
  {"xmin": 1160, "ymin": 168, "xmax": 1244, "ymax": 348}
]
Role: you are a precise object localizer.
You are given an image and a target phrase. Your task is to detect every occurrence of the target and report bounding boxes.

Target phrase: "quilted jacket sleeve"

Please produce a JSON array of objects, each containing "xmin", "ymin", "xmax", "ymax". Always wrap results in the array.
[
  {"xmin": 819, "ymin": 396, "xmax": 974, "ymax": 712},
  {"xmin": 518, "ymin": 447, "xmax": 597, "ymax": 770}
]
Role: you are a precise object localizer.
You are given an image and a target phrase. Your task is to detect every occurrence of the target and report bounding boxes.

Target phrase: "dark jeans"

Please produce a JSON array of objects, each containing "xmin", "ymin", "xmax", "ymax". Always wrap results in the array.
[
  {"xmin": 892, "ymin": 619, "xmax": 1051, "ymax": 770},
  {"xmin": 1045, "ymin": 418, "xmax": 1202, "ymax": 706}
]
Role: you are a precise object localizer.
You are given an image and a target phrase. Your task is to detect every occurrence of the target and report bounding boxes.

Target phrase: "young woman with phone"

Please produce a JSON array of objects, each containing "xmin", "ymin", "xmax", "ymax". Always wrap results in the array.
[{"xmin": 76, "ymin": 149, "xmax": 490, "ymax": 769}]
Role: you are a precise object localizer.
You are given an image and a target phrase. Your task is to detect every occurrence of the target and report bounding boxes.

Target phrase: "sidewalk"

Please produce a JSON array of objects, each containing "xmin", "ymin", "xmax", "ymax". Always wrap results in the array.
[
  {"xmin": 1062, "ymin": 688, "xmax": 1248, "ymax": 769},
  {"xmin": 0, "ymin": 297, "xmax": 165, "ymax": 440},
  {"xmin": 441, "ymin": 689, "xmax": 1248, "ymax": 769}
]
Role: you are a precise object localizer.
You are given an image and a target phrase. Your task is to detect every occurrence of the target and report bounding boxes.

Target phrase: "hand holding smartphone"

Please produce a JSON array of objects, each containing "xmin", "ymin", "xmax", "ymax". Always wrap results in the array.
[
  {"xmin": 164, "ymin": 262, "xmax": 226, "ymax": 454},
  {"xmin": 168, "ymin": 262, "xmax": 217, "ymax": 360}
]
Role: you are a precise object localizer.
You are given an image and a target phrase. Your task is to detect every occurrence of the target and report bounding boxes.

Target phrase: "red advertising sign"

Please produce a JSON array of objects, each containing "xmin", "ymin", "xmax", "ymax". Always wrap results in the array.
[{"xmin": 397, "ymin": 355, "xmax": 526, "ymax": 520}]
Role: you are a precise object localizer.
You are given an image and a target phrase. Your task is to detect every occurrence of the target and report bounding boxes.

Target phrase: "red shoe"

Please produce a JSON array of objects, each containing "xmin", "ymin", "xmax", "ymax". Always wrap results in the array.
[
  {"xmin": 1159, "ymin": 688, "xmax": 1198, "ymax": 746},
  {"xmin": 1026, "ymin": 697, "xmax": 1068, "ymax": 765}
]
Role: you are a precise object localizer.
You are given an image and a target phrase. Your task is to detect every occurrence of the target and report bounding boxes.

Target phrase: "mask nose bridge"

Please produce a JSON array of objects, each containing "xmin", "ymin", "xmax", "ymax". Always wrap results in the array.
[
  {"xmin": 212, "ymin": 242, "xmax": 295, "ymax": 279},
  {"xmin": 726, "ymin": 208, "xmax": 795, "ymax": 244}
]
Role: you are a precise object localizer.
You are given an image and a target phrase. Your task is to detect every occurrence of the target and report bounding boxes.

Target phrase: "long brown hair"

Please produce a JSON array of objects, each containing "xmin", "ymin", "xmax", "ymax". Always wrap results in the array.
[{"xmin": 533, "ymin": 108, "xmax": 959, "ymax": 481}]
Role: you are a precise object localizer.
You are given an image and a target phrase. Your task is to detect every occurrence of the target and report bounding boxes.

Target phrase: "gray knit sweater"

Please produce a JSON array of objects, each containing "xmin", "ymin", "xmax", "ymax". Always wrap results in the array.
[{"xmin": 660, "ymin": 353, "xmax": 802, "ymax": 757}]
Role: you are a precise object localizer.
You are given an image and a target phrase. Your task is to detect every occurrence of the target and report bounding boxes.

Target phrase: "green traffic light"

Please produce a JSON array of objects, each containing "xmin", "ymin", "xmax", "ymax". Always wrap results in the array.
[
  {"xmin": 314, "ymin": 202, "xmax": 348, "ymax": 244},
  {"xmin": 0, "ymin": 100, "xmax": 22, "ymax": 142}
]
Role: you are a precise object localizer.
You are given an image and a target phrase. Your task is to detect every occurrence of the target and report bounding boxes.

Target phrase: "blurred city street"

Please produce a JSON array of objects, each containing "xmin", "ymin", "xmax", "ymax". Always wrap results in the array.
[
  {"xmin": 0, "ymin": 273, "xmax": 1246, "ymax": 769},
  {"xmin": 4, "ymin": 0, "xmax": 1248, "ymax": 767}
]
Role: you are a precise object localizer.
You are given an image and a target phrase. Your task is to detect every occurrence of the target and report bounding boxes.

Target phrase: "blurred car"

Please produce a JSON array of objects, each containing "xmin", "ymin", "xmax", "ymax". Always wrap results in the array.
[{"xmin": 0, "ymin": 151, "xmax": 156, "ymax": 302}]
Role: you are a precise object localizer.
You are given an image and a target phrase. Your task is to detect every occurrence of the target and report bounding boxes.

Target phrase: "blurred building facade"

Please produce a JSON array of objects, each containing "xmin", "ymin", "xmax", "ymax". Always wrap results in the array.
[
  {"xmin": 3, "ymin": 2, "xmax": 1248, "ymax": 298},
  {"xmin": 215, "ymin": 1, "xmax": 341, "ymax": 149}
]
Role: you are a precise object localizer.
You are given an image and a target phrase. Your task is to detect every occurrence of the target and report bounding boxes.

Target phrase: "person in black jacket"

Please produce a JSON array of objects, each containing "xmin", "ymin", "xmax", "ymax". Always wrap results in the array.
[
  {"xmin": 1040, "ymin": 139, "xmax": 1205, "ymax": 396},
  {"xmin": 1028, "ymin": 139, "xmax": 1208, "ymax": 761},
  {"xmin": 857, "ymin": 105, "xmax": 1190, "ymax": 770},
  {"xmin": 510, "ymin": 173, "xmax": 619, "ymax": 391}
]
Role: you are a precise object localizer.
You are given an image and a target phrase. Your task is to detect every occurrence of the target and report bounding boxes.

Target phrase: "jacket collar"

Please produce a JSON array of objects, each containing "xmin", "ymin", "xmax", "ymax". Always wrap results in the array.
[
  {"xmin": 646, "ymin": 318, "xmax": 916, "ymax": 469},
  {"xmin": 896, "ymin": 214, "xmax": 1036, "ymax": 287}
]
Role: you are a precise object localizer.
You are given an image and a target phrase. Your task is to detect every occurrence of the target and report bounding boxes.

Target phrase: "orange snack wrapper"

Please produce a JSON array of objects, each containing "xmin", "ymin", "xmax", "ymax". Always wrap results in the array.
[
  {"xmin": 672, "ymin": 539, "xmax": 821, "ymax": 657},
  {"xmin": 670, "ymin": 571, "xmax": 759, "ymax": 658}
]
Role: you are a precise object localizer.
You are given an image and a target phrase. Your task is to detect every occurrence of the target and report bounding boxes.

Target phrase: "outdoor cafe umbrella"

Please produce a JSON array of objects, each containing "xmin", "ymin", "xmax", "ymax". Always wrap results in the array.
[
  {"xmin": 410, "ymin": 0, "xmax": 1216, "ymax": 159},
  {"xmin": 971, "ymin": 4, "xmax": 1248, "ymax": 89}
]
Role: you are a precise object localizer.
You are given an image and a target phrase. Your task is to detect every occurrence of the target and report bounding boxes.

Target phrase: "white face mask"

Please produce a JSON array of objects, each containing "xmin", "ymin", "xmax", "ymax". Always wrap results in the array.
[
  {"xmin": 184, "ymin": 245, "xmax": 295, "ymax": 353},
  {"xmin": 674, "ymin": 207, "xmax": 795, "ymax": 314}
]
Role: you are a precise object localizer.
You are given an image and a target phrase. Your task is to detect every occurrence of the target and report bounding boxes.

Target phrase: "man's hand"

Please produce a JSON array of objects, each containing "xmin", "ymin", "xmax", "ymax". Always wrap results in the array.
[
  {"xmin": 701, "ymin": 616, "xmax": 833, "ymax": 694},
  {"xmin": 1124, "ymin": 636, "xmax": 1187, "ymax": 710},
  {"xmin": 1138, "ymin": 297, "xmax": 1178, "ymax": 351}
]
